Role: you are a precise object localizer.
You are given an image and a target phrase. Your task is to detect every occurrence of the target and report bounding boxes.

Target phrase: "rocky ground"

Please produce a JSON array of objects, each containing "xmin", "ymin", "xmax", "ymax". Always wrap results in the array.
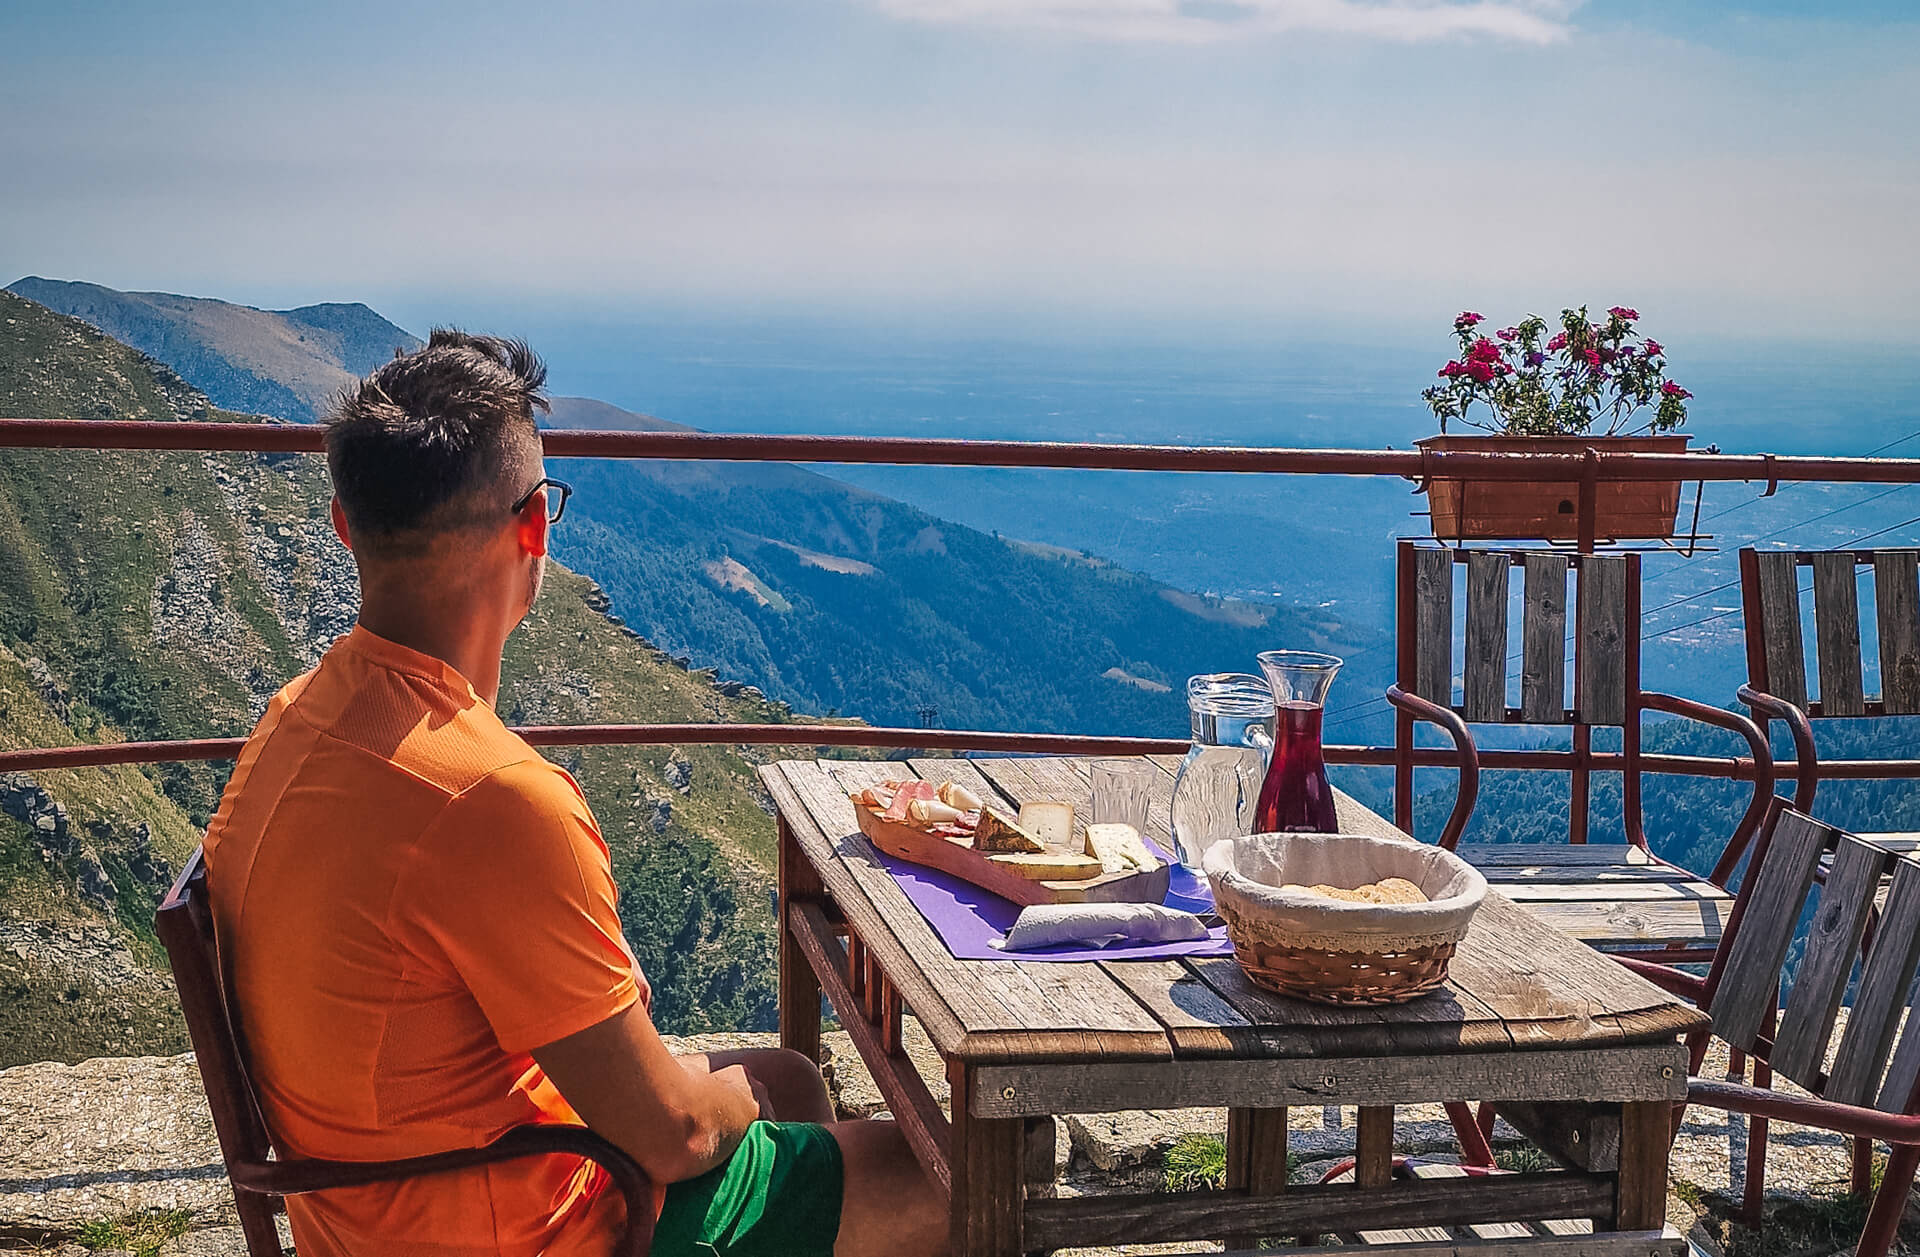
[{"xmin": 1, "ymin": 1022, "xmax": 1910, "ymax": 1257}]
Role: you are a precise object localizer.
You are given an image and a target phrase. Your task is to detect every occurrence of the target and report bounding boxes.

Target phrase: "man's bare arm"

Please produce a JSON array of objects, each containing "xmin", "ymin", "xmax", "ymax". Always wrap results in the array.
[{"xmin": 532, "ymin": 1000, "xmax": 760, "ymax": 1183}]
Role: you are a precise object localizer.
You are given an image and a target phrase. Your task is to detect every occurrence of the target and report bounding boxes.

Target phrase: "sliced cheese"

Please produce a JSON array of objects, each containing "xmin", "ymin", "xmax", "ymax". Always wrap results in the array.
[
  {"xmin": 907, "ymin": 798, "xmax": 966, "ymax": 826},
  {"xmin": 1018, "ymin": 801, "xmax": 1074, "ymax": 849},
  {"xmin": 988, "ymin": 850, "xmax": 1103, "ymax": 881},
  {"xmin": 973, "ymin": 807, "xmax": 1044, "ymax": 854},
  {"xmin": 937, "ymin": 780, "xmax": 986, "ymax": 813},
  {"xmin": 1084, "ymin": 822, "xmax": 1157, "ymax": 874}
]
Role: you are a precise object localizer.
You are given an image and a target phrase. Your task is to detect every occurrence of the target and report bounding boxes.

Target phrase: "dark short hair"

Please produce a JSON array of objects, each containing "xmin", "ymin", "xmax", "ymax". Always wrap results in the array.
[{"xmin": 324, "ymin": 328, "xmax": 549, "ymax": 555}]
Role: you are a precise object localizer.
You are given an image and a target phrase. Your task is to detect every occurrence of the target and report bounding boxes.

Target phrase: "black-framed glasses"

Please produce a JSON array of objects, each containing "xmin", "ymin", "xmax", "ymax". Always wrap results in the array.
[{"xmin": 512, "ymin": 477, "xmax": 572, "ymax": 524}]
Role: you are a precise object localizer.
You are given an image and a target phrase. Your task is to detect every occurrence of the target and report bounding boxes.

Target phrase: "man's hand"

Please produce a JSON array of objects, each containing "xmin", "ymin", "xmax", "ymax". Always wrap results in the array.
[
  {"xmin": 706, "ymin": 1062, "xmax": 772, "ymax": 1121},
  {"xmin": 532, "ymin": 1001, "xmax": 760, "ymax": 1183}
]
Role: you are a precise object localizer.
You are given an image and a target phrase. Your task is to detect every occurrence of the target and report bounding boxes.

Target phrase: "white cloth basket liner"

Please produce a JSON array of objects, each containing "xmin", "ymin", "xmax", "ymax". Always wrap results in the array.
[{"xmin": 1203, "ymin": 833, "xmax": 1487, "ymax": 952}]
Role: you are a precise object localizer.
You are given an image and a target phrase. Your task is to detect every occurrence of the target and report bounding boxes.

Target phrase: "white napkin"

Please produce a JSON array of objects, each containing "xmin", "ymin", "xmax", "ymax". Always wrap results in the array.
[{"xmin": 993, "ymin": 902, "xmax": 1209, "ymax": 952}]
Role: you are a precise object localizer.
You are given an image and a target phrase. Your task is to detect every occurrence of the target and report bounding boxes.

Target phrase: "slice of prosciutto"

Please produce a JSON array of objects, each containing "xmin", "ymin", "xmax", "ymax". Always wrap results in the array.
[{"xmin": 881, "ymin": 779, "xmax": 937, "ymax": 821}]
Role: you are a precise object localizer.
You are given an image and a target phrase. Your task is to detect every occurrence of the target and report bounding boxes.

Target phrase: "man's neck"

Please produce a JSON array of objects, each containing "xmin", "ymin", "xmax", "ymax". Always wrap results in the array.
[{"xmin": 354, "ymin": 601, "xmax": 508, "ymax": 705}]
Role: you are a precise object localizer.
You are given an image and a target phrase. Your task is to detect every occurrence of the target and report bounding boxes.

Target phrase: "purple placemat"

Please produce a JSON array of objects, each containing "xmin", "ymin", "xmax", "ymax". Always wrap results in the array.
[{"xmin": 871, "ymin": 836, "xmax": 1235, "ymax": 961}]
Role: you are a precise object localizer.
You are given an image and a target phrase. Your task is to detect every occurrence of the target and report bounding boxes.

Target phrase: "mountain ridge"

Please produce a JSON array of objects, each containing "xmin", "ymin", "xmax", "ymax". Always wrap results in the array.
[
  {"xmin": 7, "ymin": 277, "xmax": 420, "ymax": 423},
  {"xmin": 16, "ymin": 277, "xmax": 1387, "ymax": 738}
]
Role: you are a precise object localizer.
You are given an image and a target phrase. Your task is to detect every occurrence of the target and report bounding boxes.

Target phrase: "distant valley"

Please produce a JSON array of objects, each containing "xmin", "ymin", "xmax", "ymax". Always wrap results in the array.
[{"xmin": 12, "ymin": 277, "xmax": 1386, "ymax": 739}]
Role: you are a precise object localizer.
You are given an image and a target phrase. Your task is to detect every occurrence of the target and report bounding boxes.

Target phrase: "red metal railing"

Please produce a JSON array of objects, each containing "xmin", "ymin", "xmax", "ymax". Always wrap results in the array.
[
  {"xmin": 8, "ymin": 417, "xmax": 1920, "ymax": 483},
  {"xmin": 0, "ymin": 724, "xmax": 1851, "ymax": 780},
  {"xmin": 3, "ymin": 416, "xmax": 1917, "ymax": 782}
]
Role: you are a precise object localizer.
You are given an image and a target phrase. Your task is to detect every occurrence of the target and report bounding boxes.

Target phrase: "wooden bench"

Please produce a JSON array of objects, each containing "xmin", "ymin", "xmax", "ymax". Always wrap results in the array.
[
  {"xmin": 156, "ymin": 849, "xmax": 656, "ymax": 1257},
  {"xmin": 1388, "ymin": 542, "xmax": 1775, "ymax": 959}
]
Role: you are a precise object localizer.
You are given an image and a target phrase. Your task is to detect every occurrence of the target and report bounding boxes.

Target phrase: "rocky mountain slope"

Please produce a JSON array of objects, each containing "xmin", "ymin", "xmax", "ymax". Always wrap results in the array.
[{"xmin": 0, "ymin": 289, "xmax": 812, "ymax": 1065}]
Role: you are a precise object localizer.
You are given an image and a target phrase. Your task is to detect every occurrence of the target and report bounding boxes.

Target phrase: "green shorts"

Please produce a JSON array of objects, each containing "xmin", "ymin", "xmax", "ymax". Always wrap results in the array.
[{"xmin": 651, "ymin": 1120, "xmax": 844, "ymax": 1257}]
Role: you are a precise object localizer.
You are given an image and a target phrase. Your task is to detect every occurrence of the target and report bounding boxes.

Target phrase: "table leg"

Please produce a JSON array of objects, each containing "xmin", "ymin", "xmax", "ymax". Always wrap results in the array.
[
  {"xmin": 1356, "ymin": 1106, "xmax": 1395, "ymax": 1188},
  {"xmin": 777, "ymin": 816, "xmax": 823, "ymax": 1063},
  {"xmin": 1614, "ymin": 1101, "xmax": 1670, "ymax": 1231},
  {"xmin": 1226, "ymin": 1105, "xmax": 1288, "ymax": 1248},
  {"xmin": 1024, "ymin": 1116, "xmax": 1057, "ymax": 1201},
  {"xmin": 949, "ymin": 1063, "xmax": 1027, "ymax": 1257}
]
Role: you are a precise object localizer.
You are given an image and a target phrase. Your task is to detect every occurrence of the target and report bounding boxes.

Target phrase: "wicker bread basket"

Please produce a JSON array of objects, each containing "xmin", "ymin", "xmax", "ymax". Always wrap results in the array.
[{"xmin": 1203, "ymin": 834, "xmax": 1487, "ymax": 1006}]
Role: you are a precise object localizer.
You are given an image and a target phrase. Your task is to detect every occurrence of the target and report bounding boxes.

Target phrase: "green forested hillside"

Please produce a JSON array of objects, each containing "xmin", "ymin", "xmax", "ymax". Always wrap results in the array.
[
  {"xmin": 0, "ymin": 289, "xmax": 805, "ymax": 1064},
  {"xmin": 6, "ymin": 277, "xmax": 1388, "ymax": 739},
  {"xmin": 548, "ymin": 395, "xmax": 1384, "ymax": 735}
]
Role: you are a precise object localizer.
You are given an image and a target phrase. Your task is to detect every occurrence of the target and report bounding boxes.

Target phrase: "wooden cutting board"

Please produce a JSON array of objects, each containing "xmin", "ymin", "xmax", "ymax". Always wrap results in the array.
[{"xmin": 855, "ymin": 805, "xmax": 1170, "ymax": 908}]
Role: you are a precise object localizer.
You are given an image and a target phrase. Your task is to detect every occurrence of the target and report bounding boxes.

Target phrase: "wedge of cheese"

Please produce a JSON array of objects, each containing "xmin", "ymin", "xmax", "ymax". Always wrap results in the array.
[
  {"xmin": 1084, "ymin": 822, "xmax": 1158, "ymax": 874},
  {"xmin": 987, "ymin": 850, "xmax": 1104, "ymax": 881},
  {"xmin": 973, "ymin": 807, "xmax": 1044, "ymax": 854},
  {"xmin": 1017, "ymin": 801, "xmax": 1074, "ymax": 848}
]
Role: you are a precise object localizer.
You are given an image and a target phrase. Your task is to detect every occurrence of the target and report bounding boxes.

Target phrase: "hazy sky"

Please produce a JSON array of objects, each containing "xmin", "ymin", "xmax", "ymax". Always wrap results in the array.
[{"xmin": 2, "ymin": 1, "xmax": 1916, "ymax": 342}]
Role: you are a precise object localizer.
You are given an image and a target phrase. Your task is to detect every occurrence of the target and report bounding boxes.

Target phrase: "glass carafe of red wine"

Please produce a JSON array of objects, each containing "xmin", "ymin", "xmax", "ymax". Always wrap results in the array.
[{"xmin": 1252, "ymin": 650, "xmax": 1343, "ymax": 833}]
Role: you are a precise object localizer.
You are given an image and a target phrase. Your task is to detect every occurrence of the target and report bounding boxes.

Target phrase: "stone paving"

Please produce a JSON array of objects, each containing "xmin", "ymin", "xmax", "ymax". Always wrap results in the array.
[{"xmin": 0, "ymin": 1025, "xmax": 1890, "ymax": 1253}]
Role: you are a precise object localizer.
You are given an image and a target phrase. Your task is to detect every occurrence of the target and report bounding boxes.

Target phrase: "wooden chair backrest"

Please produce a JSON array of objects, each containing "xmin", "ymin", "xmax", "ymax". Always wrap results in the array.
[
  {"xmin": 156, "ymin": 847, "xmax": 656, "ymax": 1257},
  {"xmin": 1399, "ymin": 541, "xmax": 1638, "ymax": 726},
  {"xmin": 154, "ymin": 847, "xmax": 285, "ymax": 1255},
  {"xmin": 1707, "ymin": 806, "xmax": 1920, "ymax": 1114},
  {"xmin": 1740, "ymin": 547, "xmax": 1920, "ymax": 718}
]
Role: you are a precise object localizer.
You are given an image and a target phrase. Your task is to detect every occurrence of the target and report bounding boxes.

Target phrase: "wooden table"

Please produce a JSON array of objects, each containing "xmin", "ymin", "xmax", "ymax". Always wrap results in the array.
[{"xmin": 760, "ymin": 754, "xmax": 1708, "ymax": 1257}]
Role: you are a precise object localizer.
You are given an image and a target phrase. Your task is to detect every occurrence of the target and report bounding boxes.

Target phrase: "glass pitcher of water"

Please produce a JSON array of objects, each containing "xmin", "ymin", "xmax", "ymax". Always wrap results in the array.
[{"xmin": 1170, "ymin": 673, "xmax": 1274, "ymax": 872}]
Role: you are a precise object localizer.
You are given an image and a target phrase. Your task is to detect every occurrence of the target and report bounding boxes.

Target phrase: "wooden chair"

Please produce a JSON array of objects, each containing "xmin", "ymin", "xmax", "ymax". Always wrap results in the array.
[
  {"xmin": 1738, "ymin": 546, "xmax": 1920, "ymax": 850},
  {"xmin": 156, "ymin": 848, "xmax": 655, "ymax": 1257},
  {"xmin": 1619, "ymin": 801, "xmax": 1920, "ymax": 1257},
  {"xmin": 1388, "ymin": 541, "xmax": 1775, "ymax": 959}
]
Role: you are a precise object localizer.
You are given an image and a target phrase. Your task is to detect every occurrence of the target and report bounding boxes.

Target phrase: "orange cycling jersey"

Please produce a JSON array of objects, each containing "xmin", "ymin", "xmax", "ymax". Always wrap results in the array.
[{"xmin": 204, "ymin": 626, "xmax": 646, "ymax": 1256}]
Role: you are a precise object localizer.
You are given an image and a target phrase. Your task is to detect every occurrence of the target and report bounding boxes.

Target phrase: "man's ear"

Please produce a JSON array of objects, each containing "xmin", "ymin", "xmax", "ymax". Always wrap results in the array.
[
  {"xmin": 516, "ymin": 491, "xmax": 550, "ymax": 559},
  {"xmin": 330, "ymin": 498, "xmax": 353, "ymax": 550}
]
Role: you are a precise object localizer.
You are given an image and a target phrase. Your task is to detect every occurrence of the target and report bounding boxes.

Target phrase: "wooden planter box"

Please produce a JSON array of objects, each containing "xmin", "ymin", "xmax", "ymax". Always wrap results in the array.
[{"xmin": 1415, "ymin": 434, "xmax": 1691, "ymax": 542}]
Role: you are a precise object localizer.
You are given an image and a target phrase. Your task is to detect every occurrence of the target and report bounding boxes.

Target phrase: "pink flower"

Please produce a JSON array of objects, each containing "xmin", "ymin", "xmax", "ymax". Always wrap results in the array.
[
  {"xmin": 1546, "ymin": 332, "xmax": 1568, "ymax": 352},
  {"xmin": 1662, "ymin": 381, "xmax": 1691, "ymax": 399},
  {"xmin": 1455, "ymin": 311, "xmax": 1484, "ymax": 328},
  {"xmin": 1439, "ymin": 361, "xmax": 1464, "ymax": 378},
  {"xmin": 1496, "ymin": 327, "xmax": 1517, "ymax": 341},
  {"xmin": 1583, "ymin": 349, "xmax": 1602, "ymax": 369},
  {"xmin": 1608, "ymin": 306, "xmax": 1639, "ymax": 321},
  {"xmin": 1467, "ymin": 361, "xmax": 1496, "ymax": 384},
  {"xmin": 1467, "ymin": 337, "xmax": 1502, "ymax": 363},
  {"xmin": 1644, "ymin": 339, "xmax": 1663, "ymax": 357}
]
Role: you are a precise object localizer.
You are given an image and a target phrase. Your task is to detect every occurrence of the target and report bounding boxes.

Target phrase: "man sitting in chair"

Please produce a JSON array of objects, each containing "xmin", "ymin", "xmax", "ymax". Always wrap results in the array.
[{"xmin": 203, "ymin": 331, "xmax": 945, "ymax": 1257}]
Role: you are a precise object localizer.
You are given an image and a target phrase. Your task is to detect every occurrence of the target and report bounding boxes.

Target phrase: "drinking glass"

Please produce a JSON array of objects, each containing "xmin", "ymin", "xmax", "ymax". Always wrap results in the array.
[{"xmin": 1091, "ymin": 759, "xmax": 1155, "ymax": 833}]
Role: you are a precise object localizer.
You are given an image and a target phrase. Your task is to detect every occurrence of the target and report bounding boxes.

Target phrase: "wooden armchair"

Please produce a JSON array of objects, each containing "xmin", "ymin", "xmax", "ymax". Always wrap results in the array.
[
  {"xmin": 1389, "ymin": 541, "xmax": 1775, "ymax": 959},
  {"xmin": 1738, "ymin": 546, "xmax": 1920, "ymax": 848},
  {"xmin": 1619, "ymin": 802, "xmax": 1920, "ymax": 1257},
  {"xmin": 156, "ymin": 848, "xmax": 655, "ymax": 1257}
]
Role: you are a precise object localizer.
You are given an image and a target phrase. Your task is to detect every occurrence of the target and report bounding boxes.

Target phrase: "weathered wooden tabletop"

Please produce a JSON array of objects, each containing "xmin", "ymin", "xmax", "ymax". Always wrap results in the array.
[
  {"xmin": 760, "ymin": 753, "xmax": 1708, "ymax": 1068},
  {"xmin": 761, "ymin": 753, "xmax": 1705, "ymax": 1256}
]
